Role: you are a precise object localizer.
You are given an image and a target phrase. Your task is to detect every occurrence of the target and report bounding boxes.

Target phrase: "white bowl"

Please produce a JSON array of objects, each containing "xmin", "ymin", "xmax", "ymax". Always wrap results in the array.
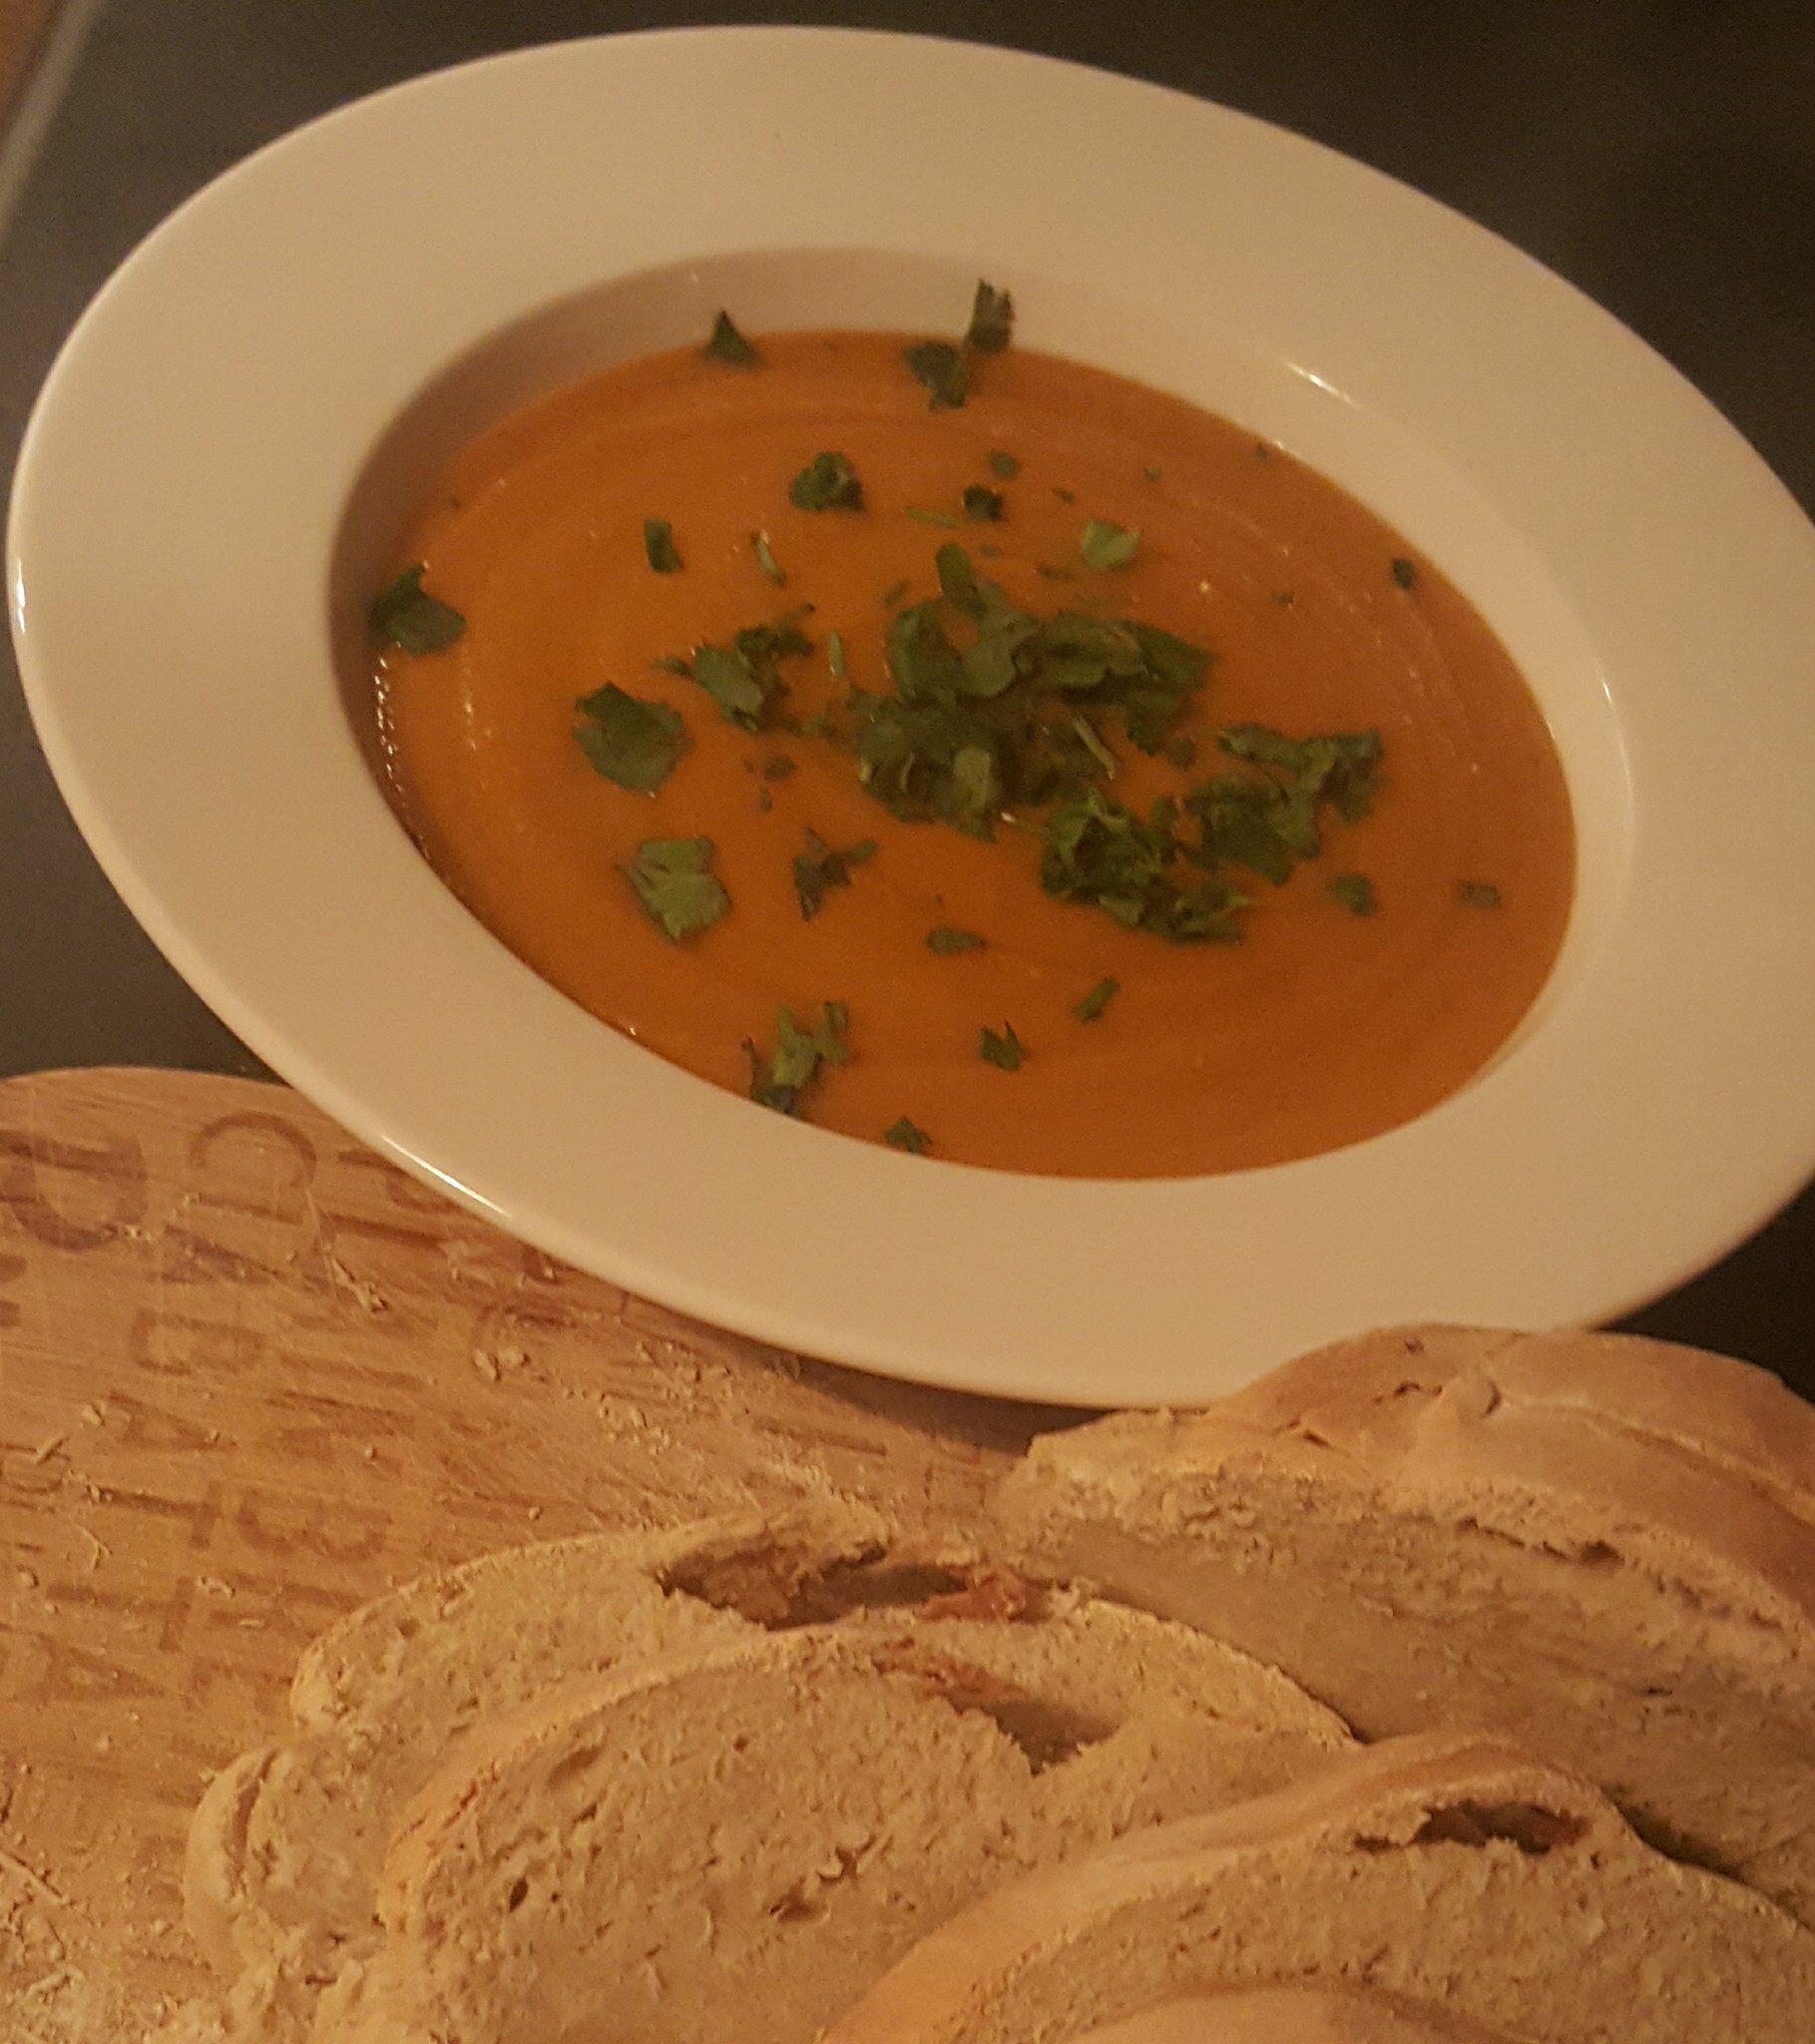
[{"xmin": 11, "ymin": 28, "xmax": 1815, "ymax": 1405}]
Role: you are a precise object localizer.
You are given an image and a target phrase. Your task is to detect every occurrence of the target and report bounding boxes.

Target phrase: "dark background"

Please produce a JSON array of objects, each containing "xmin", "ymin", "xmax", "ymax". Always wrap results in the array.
[{"xmin": 3, "ymin": 1, "xmax": 1810, "ymax": 1386}]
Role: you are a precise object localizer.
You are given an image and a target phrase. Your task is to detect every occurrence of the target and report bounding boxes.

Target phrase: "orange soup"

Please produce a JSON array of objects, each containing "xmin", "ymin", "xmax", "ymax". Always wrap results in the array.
[{"xmin": 370, "ymin": 305, "xmax": 1574, "ymax": 1177}]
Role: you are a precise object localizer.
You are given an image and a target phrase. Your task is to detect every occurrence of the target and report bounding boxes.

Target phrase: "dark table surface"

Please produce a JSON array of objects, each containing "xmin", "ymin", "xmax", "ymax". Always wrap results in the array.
[{"xmin": 2, "ymin": 0, "xmax": 1810, "ymax": 1396}]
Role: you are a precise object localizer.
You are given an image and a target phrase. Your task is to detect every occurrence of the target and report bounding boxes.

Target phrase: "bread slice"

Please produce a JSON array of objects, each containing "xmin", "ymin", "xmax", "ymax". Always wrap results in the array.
[
  {"xmin": 187, "ymin": 1502, "xmax": 965, "ymax": 2027},
  {"xmin": 307, "ymin": 1598, "xmax": 1352, "ymax": 2044},
  {"xmin": 997, "ymin": 1323, "xmax": 1815, "ymax": 1921},
  {"xmin": 1072, "ymin": 1989, "xmax": 1510, "ymax": 2043},
  {"xmin": 823, "ymin": 1734, "xmax": 1815, "ymax": 2044}
]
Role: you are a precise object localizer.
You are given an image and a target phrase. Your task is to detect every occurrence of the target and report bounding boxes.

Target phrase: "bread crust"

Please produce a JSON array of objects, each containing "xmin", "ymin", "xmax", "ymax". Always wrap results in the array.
[{"xmin": 824, "ymin": 1734, "xmax": 1815, "ymax": 2044}]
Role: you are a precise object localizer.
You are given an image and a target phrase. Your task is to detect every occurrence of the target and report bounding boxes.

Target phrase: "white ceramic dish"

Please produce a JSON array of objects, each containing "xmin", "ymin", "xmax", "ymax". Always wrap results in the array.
[{"xmin": 11, "ymin": 29, "xmax": 1815, "ymax": 1405}]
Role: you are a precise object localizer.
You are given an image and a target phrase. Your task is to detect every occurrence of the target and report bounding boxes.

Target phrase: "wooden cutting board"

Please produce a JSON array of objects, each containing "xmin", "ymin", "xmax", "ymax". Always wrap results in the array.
[{"xmin": 0, "ymin": 1066, "xmax": 1059, "ymax": 2042}]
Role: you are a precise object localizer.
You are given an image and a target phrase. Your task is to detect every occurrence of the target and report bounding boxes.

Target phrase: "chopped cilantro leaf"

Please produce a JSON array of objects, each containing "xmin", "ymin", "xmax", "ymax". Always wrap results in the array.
[
  {"xmin": 761, "ymin": 755, "xmax": 796, "ymax": 781},
  {"xmin": 966, "ymin": 279, "xmax": 1015, "ymax": 352},
  {"xmin": 906, "ymin": 506, "xmax": 959, "ymax": 528},
  {"xmin": 980, "ymin": 1022, "xmax": 1026, "ymax": 1070},
  {"xmin": 623, "ymin": 836, "xmax": 728, "ymax": 942},
  {"xmin": 369, "ymin": 566, "xmax": 465, "ymax": 654},
  {"xmin": 903, "ymin": 339, "xmax": 968, "ymax": 410},
  {"xmin": 884, "ymin": 1117, "xmax": 932, "ymax": 1154},
  {"xmin": 1053, "ymin": 486, "xmax": 1077, "ymax": 504},
  {"xmin": 1074, "ymin": 976, "xmax": 1120, "ymax": 1022},
  {"xmin": 1328, "ymin": 872, "xmax": 1377, "ymax": 915},
  {"xmin": 926, "ymin": 926, "xmax": 986, "ymax": 954},
  {"xmin": 644, "ymin": 518, "xmax": 681, "ymax": 574},
  {"xmin": 789, "ymin": 451, "xmax": 864, "ymax": 511},
  {"xmin": 988, "ymin": 450, "xmax": 1020, "ymax": 479},
  {"xmin": 828, "ymin": 630, "xmax": 847, "ymax": 681},
  {"xmin": 703, "ymin": 310, "xmax": 760, "ymax": 365},
  {"xmin": 963, "ymin": 485, "xmax": 1006, "ymax": 522},
  {"xmin": 751, "ymin": 530, "xmax": 786, "ymax": 585},
  {"xmin": 678, "ymin": 608, "xmax": 814, "ymax": 732},
  {"xmin": 1142, "ymin": 464, "xmax": 1163, "ymax": 483},
  {"xmin": 792, "ymin": 828, "xmax": 877, "ymax": 920},
  {"xmin": 1080, "ymin": 518, "xmax": 1140, "ymax": 571},
  {"xmin": 1041, "ymin": 787, "xmax": 1247, "ymax": 941},
  {"xmin": 1391, "ymin": 555, "xmax": 1417, "ymax": 590},
  {"xmin": 744, "ymin": 1001, "xmax": 850, "ymax": 1115},
  {"xmin": 1459, "ymin": 880, "xmax": 1503, "ymax": 908},
  {"xmin": 574, "ymin": 683, "xmax": 687, "ymax": 792}
]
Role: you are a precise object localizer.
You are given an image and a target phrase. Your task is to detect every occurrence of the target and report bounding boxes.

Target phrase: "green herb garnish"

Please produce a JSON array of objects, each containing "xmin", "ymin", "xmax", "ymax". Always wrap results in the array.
[
  {"xmin": 966, "ymin": 280, "xmax": 1015, "ymax": 352},
  {"xmin": 644, "ymin": 518, "xmax": 681, "ymax": 574},
  {"xmin": 623, "ymin": 836, "xmax": 729, "ymax": 942},
  {"xmin": 792, "ymin": 828, "xmax": 877, "ymax": 920},
  {"xmin": 1074, "ymin": 976, "xmax": 1120, "ymax": 1022},
  {"xmin": 789, "ymin": 450, "xmax": 864, "ymax": 511},
  {"xmin": 1459, "ymin": 880, "xmax": 1503, "ymax": 908},
  {"xmin": 980, "ymin": 1022, "xmax": 1026, "ymax": 1071},
  {"xmin": 906, "ymin": 506, "xmax": 959, "ymax": 528},
  {"xmin": 1391, "ymin": 556, "xmax": 1417, "ymax": 590},
  {"xmin": 1080, "ymin": 519, "xmax": 1140, "ymax": 571},
  {"xmin": 988, "ymin": 450, "xmax": 1021, "ymax": 479},
  {"xmin": 963, "ymin": 485, "xmax": 1005, "ymax": 522},
  {"xmin": 828, "ymin": 630, "xmax": 847, "ymax": 681},
  {"xmin": 574, "ymin": 683, "xmax": 687, "ymax": 792},
  {"xmin": 703, "ymin": 310, "xmax": 760, "ymax": 366},
  {"xmin": 370, "ymin": 566, "xmax": 465, "ymax": 654},
  {"xmin": 1328, "ymin": 872, "xmax": 1377, "ymax": 916},
  {"xmin": 926, "ymin": 926, "xmax": 986, "ymax": 954},
  {"xmin": 677, "ymin": 608, "xmax": 814, "ymax": 732},
  {"xmin": 751, "ymin": 530, "xmax": 786, "ymax": 585},
  {"xmin": 882, "ymin": 578, "xmax": 912, "ymax": 609},
  {"xmin": 1042, "ymin": 787, "xmax": 1247, "ymax": 941},
  {"xmin": 903, "ymin": 340, "xmax": 968, "ymax": 410},
  {"xmin": 884, "ymin": 1117, "xmax": 932, "ymax": 1154},
  {"xmin": 1141, "ymin": 464, "xmax": 1162, "ymax": 483},
  {"xmin": 848, "ymin": 544, "xmax": 1209, "ymax": 845},
  {"xmin": 745, "ymin": 1001, "xmax": 850, "ymax": 1115}
]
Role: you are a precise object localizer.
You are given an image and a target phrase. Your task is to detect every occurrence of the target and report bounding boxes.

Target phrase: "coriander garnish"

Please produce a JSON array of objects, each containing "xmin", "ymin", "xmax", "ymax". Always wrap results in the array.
[
  {"xmin": 965, "ymin": 279, "xmax": 1015, "ymax": 352},
  {"xmin": 369, "ymin": 566, "xmax": 465, "ymax": 654},
  {"xmin": 903, "ymin": 340, "xmax": 968, "ymax": 410},
  {"xmin": 751, "ymin": 530, "xmax": 786, "ymax": 585},
  {"xmin": 987, "ymin": 450, "xmax": 1020, "ymax": 479},
  {"xmin": 962, "ymin": 485, "xmax": 1005, "ymax": 522},
  {"xmin": 574, "ymin": 683, "xmax": 687, "ymax": 793},
  {"xmin": 884, "ymin": 1117, "xmax": 932, "ymax": 1154},
  {"xmin": 1074, "ymin": 976, "xmax": 1120, "ymax": 1022},
  {"xmin": 792, "ymin": 828, "xmax": 877, "ymax": 920},
  {"xmin": 827, "ymin": 630, "xmax": 847, "ymax": 681},
  {"xmin": 980, "ymin": 1022, "xmax": 1027, "ymax": 1071},
  {"xmin": 1141, "ymin": 464, "xmax": 1163, "ymax": 483},
  {"xmin": 703, "ymin": 309, "xmax": 760, "ymax": 366},
  {"xmin": 906, "ymin": 506, "xmax": 960, "ymax": 528},
  {"xmin": 1390, "ymin": 556, "xmax": 1417, "ymax": 590},
  {"xmin": 926, "ymin": 926, "xmax": 986, "ymax": 954},
  {"xmin": 1459, "ymin": 880, "xmax": 1503, "ymax": 908},
  {"xmin": 789, "ymin": 451, "xmax": 864, "ymax": 511},
  {"xmin": 644, "ymin": 518, "xmax": 681, "ymax": 574},
  {"xmin": 675, "ymin": 607, "xmax": 814, "ymax": 732},
  {"xmin": 1327, "ymin": 872, "xmax": 1377, "ymax": 916},
  {"xmin": 623, "ymin": 836, "xmax": 729, "ymax": 942},
  {"xmin": 744, "ymin": 1001, "xmax": 850, "ymax": 1115},
  {"xmin": 1042, "ymin": 787, "xmax": 1247, "ymax": 942},
  {"xmin": 1080, "ymin": 518, "xmax": 1140, "ymax": 571}
]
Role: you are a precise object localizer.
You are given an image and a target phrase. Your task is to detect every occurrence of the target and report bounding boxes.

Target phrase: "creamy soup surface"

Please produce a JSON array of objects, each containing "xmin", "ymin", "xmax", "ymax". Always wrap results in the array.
[{"xmin": 371, "ymin": 310, "xmax": 1574, "ymax": 1177}]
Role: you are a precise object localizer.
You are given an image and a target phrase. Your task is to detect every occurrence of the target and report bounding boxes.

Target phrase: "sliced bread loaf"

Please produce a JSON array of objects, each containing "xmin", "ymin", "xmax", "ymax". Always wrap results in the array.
[
  {"xmin": 1073, "ymin": 1990, "xmax": 1511, "ymax": 2043},
  {"xmin": 997, "ymin": 1322, "xmax": 1815, "ymax": 1920},
  {"xmin": 823, "ymin": 1733, "xmax": 1815, "ymax": 2044},
  {"xmin": 308, "ymin": 1597, "xmax": 1352, "ymax": 2044},
  {"xmin": 187, "ymin": 1501, "xmax": 950, "ymax": 2028}
]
